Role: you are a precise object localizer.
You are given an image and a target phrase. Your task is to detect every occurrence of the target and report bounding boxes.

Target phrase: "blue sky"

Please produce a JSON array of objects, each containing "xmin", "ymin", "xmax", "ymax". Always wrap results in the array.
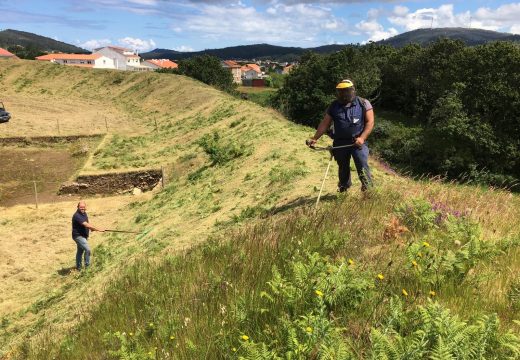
[{"xmin": 0, "ymin": 0, "xmax": 519, "ymax": 52}]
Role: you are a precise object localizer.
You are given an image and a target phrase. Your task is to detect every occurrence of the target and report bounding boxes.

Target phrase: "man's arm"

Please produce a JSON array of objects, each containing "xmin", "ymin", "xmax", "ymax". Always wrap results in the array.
[
  {"xmin": 82, "ymin": 221, "xmax": 105, "ymax": 232},
  {"xmin": 308, "ymin": 113, "xmax": 333, "ymax": 146},
  {"xmin": 354, "ymin": 109, "xmax": 374, "ymax": 147}
]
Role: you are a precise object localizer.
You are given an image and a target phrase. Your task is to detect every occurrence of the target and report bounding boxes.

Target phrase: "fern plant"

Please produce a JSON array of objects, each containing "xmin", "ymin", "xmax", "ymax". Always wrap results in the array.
[{"xmin": 370, "ymin": 299, "xmax": 520, "ymax": 359}]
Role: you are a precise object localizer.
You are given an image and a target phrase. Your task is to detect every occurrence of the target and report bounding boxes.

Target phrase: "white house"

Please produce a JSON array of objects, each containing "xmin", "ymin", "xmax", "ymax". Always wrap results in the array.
[
  {"xmin": 93, "ymin": 46, "xmax": 147, "ymax": 71},
  {"xmin": 35, "ymin": 53, "xmax": 115, "ymax": 69},
  {"xmin": 240, "ymin": 63, "xmax": 262, "ymax": 79}
]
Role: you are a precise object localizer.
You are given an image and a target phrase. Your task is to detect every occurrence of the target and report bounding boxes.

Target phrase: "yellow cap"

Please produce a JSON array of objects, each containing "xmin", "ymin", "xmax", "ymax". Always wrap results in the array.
[{"xmin": 336, "ymin": 79, "xmax": 354, "ymax": 89}]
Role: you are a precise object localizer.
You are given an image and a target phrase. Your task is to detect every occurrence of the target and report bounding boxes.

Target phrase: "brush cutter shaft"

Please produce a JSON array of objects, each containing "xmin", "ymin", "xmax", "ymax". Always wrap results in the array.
[
  {"xmin": 104, "ymin": 229, "xmax": 140, "ymax": 234},
  {"xmin": 305, "ymin": 139, "xmax": 357, "ymax": 151}
]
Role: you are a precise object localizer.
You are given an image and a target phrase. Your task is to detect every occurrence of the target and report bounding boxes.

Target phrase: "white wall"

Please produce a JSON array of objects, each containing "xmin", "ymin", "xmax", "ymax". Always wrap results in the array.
[
  {"xmin": 94, "ymin": 56, "xmax": 116, "ymax": 69},
  {"xmin": 94, "ymin": 48, "xmax": 128, "ymax": 70}
]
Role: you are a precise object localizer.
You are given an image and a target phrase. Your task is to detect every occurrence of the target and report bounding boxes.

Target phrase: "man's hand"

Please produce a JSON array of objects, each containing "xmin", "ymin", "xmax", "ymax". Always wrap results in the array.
[
  {"xmin": 354, "ymin": 136, "xmax": 365, "ymax": 148},
  {"xmin": 306, "ymin": 138, "xmax": 317, "ymax": 148}
]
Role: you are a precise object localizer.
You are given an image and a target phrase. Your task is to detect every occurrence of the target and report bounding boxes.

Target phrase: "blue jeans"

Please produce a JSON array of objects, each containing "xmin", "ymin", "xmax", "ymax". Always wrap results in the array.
[
  {"xmin": 73, "ymin": 236, "xmax": 91, "ymax": 270},
  {"xmin": 332, "ymin": 141, "xmax": 372, "ymax": 191}
]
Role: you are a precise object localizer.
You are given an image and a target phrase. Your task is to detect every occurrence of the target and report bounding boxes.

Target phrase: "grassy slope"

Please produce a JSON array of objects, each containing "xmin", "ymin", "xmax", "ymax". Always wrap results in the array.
[{"xmin": 0, "ymin": 59, "xmax": 519, "ymax": 359}]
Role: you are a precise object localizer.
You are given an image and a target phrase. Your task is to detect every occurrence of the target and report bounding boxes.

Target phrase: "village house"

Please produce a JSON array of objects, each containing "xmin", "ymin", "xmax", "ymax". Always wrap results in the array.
[
  {"xmin": 0, "ymin": 48, "xmax": 19, "ymax": 59},
  {"xmin": 221, "ymin": 60, "xmax": 242, "ymax": 84},
  {"xmin": 282, "ymin": 64, "xmax": 295, "ymax": 74},
  {"xmin": 144, "ymin": 59, "xmax": 178, "ymax": 70},
  {"xmin": 241, "ymin": 63, "xmax": 262, "ymax": 79},
  {"xmin": 93, "ymin": 46, "xmax": 148, "ymax": 71},
  {"xmin": 35, "ymin": 53, "xmax": 115, "ymax": 69}
]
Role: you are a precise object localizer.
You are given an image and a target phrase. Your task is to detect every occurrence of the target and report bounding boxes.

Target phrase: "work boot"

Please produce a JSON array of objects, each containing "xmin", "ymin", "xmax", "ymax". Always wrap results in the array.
[{"xmin": 337, "ymin": 185, "xmax": 348, "ymax": 193}]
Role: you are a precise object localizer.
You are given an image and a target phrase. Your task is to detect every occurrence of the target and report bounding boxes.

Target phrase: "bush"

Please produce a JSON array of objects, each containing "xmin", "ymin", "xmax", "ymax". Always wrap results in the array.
[{"xmin": 197, "ymin": 132, "xmax": 251, "ymax": 165}]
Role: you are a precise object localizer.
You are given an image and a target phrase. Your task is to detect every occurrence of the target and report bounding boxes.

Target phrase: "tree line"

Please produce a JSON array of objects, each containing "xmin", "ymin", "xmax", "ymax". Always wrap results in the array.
[{"xmin": 274, "ymin": 39, "xmax": 520, "ymax": 189}]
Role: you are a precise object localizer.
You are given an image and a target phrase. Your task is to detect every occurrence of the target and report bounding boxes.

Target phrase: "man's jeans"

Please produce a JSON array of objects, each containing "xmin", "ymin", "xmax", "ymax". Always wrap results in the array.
[
  {"xmin": 332, "ymin": 141, "xmax": 373, "ymax": 191},
  {"xmin": 73, "ymin": 236, "xmax": 91, "ymax": 270}
]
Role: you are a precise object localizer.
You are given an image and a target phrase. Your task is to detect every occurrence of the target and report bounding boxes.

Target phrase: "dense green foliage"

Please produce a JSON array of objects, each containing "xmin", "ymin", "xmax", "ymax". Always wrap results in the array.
[
  {"xmin": 157, "ymin": 55, "xmax": 236, "ymax": 93},
  {"xmin": 277, "ymin": 40, "xmax": 520, "ymax": 188}
]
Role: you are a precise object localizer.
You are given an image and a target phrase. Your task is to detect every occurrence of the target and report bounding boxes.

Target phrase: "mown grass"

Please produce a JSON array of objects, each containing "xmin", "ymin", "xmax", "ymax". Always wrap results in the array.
[
  {"xmin": 3, "ymin": 60, "xmax": 520, "ymax": 360},
  {"xmin": 20, "ymin": 186, "xmax": 520, "ymax": 359}
]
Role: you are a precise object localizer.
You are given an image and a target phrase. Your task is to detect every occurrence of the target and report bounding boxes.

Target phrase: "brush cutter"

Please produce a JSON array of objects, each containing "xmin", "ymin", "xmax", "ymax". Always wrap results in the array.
[
  {"xmin": 104, "ymin": 229, "xmax": 141, "ymax": 234},
  {"xmin": 306, "ymin": 140, "xmax": 357, "ymax": 208}
]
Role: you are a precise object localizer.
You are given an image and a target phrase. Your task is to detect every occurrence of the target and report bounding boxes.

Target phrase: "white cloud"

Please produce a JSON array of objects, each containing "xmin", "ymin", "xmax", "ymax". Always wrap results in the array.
[
  {"xmin": 511, "ymin": 24, "xmax": 520, "ymax": 34},
  {"xmin": 173, "ymin": 45, "xmax": 195, "ymax": 52},
  {"xmin": 79, "ymin": 38, "xmax": 112, "ymax": 50},
  {"xmin": 118, "ymin": 37, "xmax": 157, "ymax": 51},
  {"xmin": 178, "ymin": 2, "xmax": 346, "ymax": 46},
  {"xmin": 355, "ymin": 19, "xmax": 398, "ymax": 42},
  {"xmin": 388, "ymin": 3, "xmax": 520, "ymax": 32}
]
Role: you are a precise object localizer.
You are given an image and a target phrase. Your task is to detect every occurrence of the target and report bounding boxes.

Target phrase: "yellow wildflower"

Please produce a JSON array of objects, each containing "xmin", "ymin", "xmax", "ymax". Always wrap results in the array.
[
  {"xmin": 418, "ymin": 252, "xmax": 423, "ymax": 258},
  {"xmin": 232, "ymin": 347, "xmax": 237, "ymax": 352},
  {"xmin": 170, "ymin": 335, "xmax": 175, "ymax": 340},
  {"xmin": 422, "ymin": 241, "xmax": 430, "ymax": 247},
  {"xmin": 305, "ymin": 327, "xmax": 313, "ymax": 333},
  {"xmin": 129, "ymin": 332, "xmax": 133, "ymax": 337},
  {"xmin": 241, "ymin": 335, "xmax": 249, "ymax": 341},
  {"xmin": 429, "ymin": 291, "xmax": 436, "ymax": 297},
  {"xmin": 315, "ymin": 290, "xmax": 324, "ymax": 297},
  {"xmin": 348, "ymin": 259, "xmax": 354, "ymax": 265},
  {"xmin": 402, "ymin": 289, "xmax": 409, "ymax": 297},
  {"xmin": 412, "ymin": 260, "xmax": 418, "ymax": 267},
  {"xmin": 377, "ymin": 273, "xmax": 384, "ymax": 280},
  {"xmin": 149, "ymin": 322, "xmax": 154, "ymax": 328}
]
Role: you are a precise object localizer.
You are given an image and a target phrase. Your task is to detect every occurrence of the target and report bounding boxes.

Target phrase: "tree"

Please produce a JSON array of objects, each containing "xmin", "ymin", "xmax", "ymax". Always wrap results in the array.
[{"xmin": 176, "ymin": 55, "xmax": 236, "ymax": 93}]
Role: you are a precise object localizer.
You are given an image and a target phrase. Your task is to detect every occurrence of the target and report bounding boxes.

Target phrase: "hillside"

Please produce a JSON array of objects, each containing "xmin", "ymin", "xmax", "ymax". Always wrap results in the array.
[
  {"xmin": 0, "ymin": 60, "xmax": 519, "ymax": 359},
  {"xmin": 142, "ymin": 28, "xmax": 519, "ymax": 61},
  {"xmin": 378, "ymin": 27, "xmax": 520, "ymax": 47},
  {"xmin": 0, "ymin": 29, "xmax": 88, "ymax": 58},
  {"xmin": 142, "ymin": 43, "xmax": 347, "ymax": 61}
]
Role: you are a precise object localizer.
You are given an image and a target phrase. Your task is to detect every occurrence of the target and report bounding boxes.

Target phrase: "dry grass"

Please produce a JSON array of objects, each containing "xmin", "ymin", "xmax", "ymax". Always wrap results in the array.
[{"xmin": 0, "ymin": 196, "xmax": 132, "ymax": 316}]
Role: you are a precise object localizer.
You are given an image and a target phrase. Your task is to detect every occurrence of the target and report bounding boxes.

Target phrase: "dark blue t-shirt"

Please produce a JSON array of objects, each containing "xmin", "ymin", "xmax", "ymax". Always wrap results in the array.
[{"xmin": 72, "ymin": 211, "xmax": 89, "ymax": 239}]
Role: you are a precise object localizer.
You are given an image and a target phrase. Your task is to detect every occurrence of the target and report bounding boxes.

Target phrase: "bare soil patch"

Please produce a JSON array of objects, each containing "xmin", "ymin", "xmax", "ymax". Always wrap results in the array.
[{"xmin": 0, "ymin": 140, "xmax": 97, "ymax": 207}]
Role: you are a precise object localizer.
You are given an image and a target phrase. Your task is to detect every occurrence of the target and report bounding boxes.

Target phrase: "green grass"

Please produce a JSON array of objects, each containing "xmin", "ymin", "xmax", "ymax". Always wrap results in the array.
[
  {"xmin": 3, "ymin": 60, "xmax": 520, "ymax": 360},
  {"xmin": 19, "ymin": 189, "xmax": 520, "ymax": 359}
]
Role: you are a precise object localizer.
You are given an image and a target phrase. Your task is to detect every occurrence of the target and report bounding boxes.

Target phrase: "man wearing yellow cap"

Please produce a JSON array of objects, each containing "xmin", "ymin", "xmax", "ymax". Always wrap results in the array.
[{"xmin": 308, "ymin": 79, "xmax": 374, "ymax": 192}]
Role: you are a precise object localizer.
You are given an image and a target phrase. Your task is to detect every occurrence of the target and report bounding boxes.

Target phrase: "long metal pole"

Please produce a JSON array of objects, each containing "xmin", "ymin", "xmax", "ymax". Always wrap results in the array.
[
  {"xmin": 315, "ymin": 154, "xmax": 333, "ymax": 209},
  {"xmin": 104, "ymin": 229, "xmax": 140, "ymax": 234}
]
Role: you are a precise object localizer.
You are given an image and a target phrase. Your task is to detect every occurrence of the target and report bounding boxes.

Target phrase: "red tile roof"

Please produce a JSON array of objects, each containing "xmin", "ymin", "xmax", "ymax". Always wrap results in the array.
[
  {"xmin": 36, "ymin": 53, "xmax": 101, "ymax": 61},
  {"xmin": 223, "ymin": 60, "xmax": 240, "ymax": 68},
  {"xmin": 0, "ymin": 47, "xmax": 17, "ymax": 58},
  {"xmin": 246, "ymin": 63, "xmax": 261, "ymax": 73},
  {"xmin": 147, "ymin": 59, "xmax": 178, "ymax": 69}
]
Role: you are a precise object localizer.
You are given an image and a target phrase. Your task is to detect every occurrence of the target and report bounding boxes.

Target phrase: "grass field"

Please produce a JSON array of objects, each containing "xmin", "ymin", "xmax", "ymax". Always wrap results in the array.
[{"xmin": 0, "ymin": 59, "xmax": 519, "ymax": 359}]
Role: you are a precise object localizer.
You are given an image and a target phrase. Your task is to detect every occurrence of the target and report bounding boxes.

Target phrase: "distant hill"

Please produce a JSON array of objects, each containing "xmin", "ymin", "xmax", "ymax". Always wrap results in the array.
[
  {"xmin": 143, "ymin": 27, "xmax": 519, "ymax": 61},
  {"xmin": 0, "ymin": 29, "xmax": 88, "ymax": 59},
  {"xmin": 377, "ymin": 27, "xmax": 520, "ymax": 47},
  {"xmin": 142, "ymin": 43, "xmax": 347, "ymax": 62}
]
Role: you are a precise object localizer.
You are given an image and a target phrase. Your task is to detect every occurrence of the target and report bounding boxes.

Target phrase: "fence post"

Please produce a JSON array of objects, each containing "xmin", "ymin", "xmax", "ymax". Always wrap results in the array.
[
  {"xmin": 161, "ymin": 166, "xmax": 165, "ymax": 188},
  {"xmin": 33, "ymin": 180, "xmax": 39, "ymax": 209},
  {"xmin": 154, "ymin": 117, "xmax": 159, "ymax": 134}
]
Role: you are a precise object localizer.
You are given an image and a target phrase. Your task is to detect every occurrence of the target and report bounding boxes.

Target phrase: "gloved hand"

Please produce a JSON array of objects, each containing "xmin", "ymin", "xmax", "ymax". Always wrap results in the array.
[{"xmin": 306, "ymin": 138, "xmax": 317, "ymax": 148}]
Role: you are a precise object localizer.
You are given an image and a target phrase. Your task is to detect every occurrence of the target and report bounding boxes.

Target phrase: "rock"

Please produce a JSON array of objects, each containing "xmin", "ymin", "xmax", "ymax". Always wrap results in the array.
[
  {"xmin": 58, "ymin": 182, "xmax": 89, "ymax": 195},
  {"xmin": 132, "ymin": 187, "xmax": 142, "ymax": 196}
]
